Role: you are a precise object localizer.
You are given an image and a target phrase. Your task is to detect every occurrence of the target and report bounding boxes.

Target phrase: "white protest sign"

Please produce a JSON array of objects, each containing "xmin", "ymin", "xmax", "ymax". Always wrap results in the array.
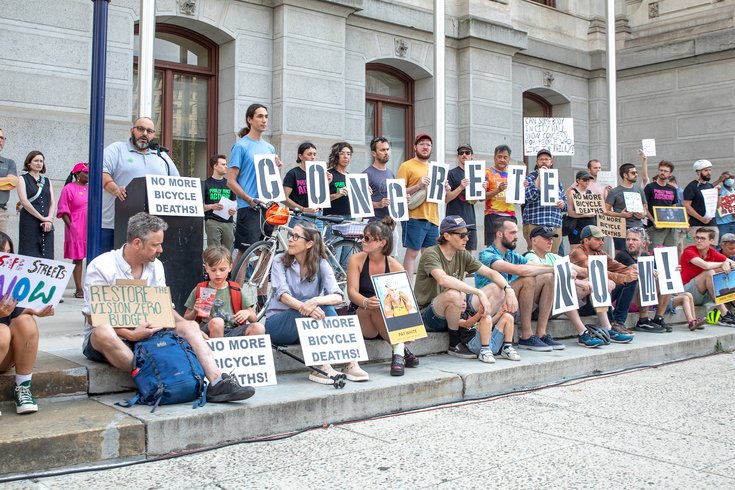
[
  {"xmin": 623, "ymin": 192, "xmax": 644, "ymax": 213},
  {"xmin": 386, "ymin": 179, "xmax": 409, "ymax": 221},
  {"xmin": 254, "ymin": 153, "xmax": 285, "ymax": 203},
  {"xmin": 523, "ymin": 117, "xmax": 575, "ymax": 156},
  {"xmin": 206, "ymin": 335, "xmax": 277, "ymax": 387},
  {"xmin": 0, "ymin": 253, "xmax": 71, "ymax": 309},
  {"xmin": 295, "ymin": 315, "xmax": 369, "ymax": 366},
  {"xmin": 702, "ymin": 188, "xmax": 718, "ymax": 219},
  {"xmin": 552, "ymin": 256, "xmax": 579, "ymax": 315},
  {"xmin": 146, "ymin": 175, "xmax": 204, "ymax": 216},
  {"xmin": 637, "ymin": 256, "xmax": 658, "ymax": 307},
  {"xmin": 346, "ymin": 174, "xmax": 374, "ymax": 219},
  {"xmin": 587, "ymin": 256, "xmax": 612, "ymax": 307},
  {"xmin": 539, "ymin": 168, "xmax": 560, "ymax": 207},
  {"xmin": 506, "ymin": 165, "xmax": 526, "ymax": 204},
  {"xmin": 212, "ymin": 197, "xmax": 237, "ymax": 221},
  {"xmin": 464, "ymin": 161, "xmax": 485, "ymax": 201},
  {"xmin": 654, "ymin": 247, "xmax": 684, "ymax": 294},
  {"xmin": 306, "ymin": 161, "xmax": 330, "ymax": 209},
  {"xmin": 641, "ymin": 139, "xmax": 656, "ymax": 157},
  {"xmin": 596, "ymin": 170, "xmax": 617, "ymax": 189},
  {"xmin": 427, "ymin": 162, "xmax": 449, "ymax": 204}
]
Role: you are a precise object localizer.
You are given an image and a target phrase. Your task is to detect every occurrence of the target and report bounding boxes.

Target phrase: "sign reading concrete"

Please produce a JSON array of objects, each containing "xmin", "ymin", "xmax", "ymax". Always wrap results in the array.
[
  {"xmin": 346, "ymin": 174, "xmax": 374, "ymax": 219},
  {"xmin": 386, "ymin": 179, "xmax": 409, "ymax": 221},
  {"xmin": 523, "ymin": 117, "xmax": 575, "ymax": 156},
  {"xmin": 588, "ymin": 256, "xmax": 612, "ymax": 307},
  {"xmin": 145, "ymin": 175, "xmax": 204, "ymax": 216},
  {"xmin": 552, "ymin": 256, "xmax": 578, "ymax": 315},
  {"xmin": 427, "ymin": 162, "xmax": 449, "ymax": 204},
  {"xmin": 88, "ymin": 285, "xmax": 175, "ymax": 328},
  {"xmin": 654, "ymin": 247, "xmax": 684, "ymax": 294},
  {"xmin": 254, "ymin": 153, "xmax": 285, "ymax": 203},
  {"xmin": 464, "ymin": 161, "xmax": 485, "ymax": 201},
  {"xmin": 206, "ymin": 335, "xmax": 277, "ymax": 387},
  {"xmin": 0, "ymin": 252, "xmax": 71, "ymax": 309},
  {"xmin": 637, "ymin": 256, "xmax": 658, "ymax": 307},
  {"xmin": 306, "ymin": 161, "xmax": 329, "ymax": 209},
  {"xmin": 295, "ymin": 315, "xmax": 369, "ymax": 366},
  {"xmin": 506, "ymin": 165, "xmax": 526, "ymax": 204},
  {"xmin": 539, "ymin": 169, "xmax": 560, "ymax": 207}
]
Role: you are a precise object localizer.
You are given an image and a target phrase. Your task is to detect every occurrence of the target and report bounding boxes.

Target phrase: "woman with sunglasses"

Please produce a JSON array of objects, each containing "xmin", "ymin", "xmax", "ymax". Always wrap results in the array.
[
  {"xmin": 347, "ymin": 217, "xmax": 419, "ymax": 376},
  {"xmin": 265, "ymin": 222, "xmax": 369, "ymax": 383}
]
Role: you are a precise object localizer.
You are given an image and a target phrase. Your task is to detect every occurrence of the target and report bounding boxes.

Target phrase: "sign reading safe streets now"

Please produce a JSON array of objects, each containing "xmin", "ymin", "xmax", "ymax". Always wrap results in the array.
[{"xmin": 88, "ymin": 285, "xmax": 175, "ymax": 328}]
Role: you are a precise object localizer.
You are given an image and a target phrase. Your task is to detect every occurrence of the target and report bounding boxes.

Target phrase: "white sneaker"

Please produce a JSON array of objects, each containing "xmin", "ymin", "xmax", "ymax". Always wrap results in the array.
[
  {"xmin": 501, "ymin": 345, "xmax": 521, "ymax": 361},
  {"xmin": 478, "ymin": 348, "xmax": 496, "ymax": 364}
]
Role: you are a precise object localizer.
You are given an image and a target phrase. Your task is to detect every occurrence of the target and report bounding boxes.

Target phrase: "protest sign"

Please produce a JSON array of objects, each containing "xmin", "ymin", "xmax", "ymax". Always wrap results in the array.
[
  {"xmin": 346, "ymin": 174, "xmax": 374, "ymax": 219},
  {"xmin": 0, "ymin": 253, "xmax": 71, "ymax": 309},
  {"xmin": 254, "ymin": 154, "xmax": 285, "ymax": 203},
  {"xmin": 212, "ymin": 197, "xmax": 237, "ymax": 221},
  {"xmin": 539, "ymin": 168, "xmax": 560, "ymax": 206},
  {"xmin": 597, "ymin": 214, "xmax": 626, "ymax": 238},
  {"xmin": 552, "ymin": 256, "xmax": 579, "ymax": 315},
  {"xmin": 702, "ymin": 188, "xmax": 718, "ymax": 219},
  {"xmin": 637, "ymin": 256, "xmax": 658, "ymax": 307},
  {"xmin": 464, "ymin": 161, "xmax": 485, "ymax": 201},
  {"xmin": 653, "ymin": 247, "xmax": 684, "ymax": 294},
  {"xmin": 572, "ymin": 193, "xmax": 605, "ymax": 215},
  {"xmin": 372, "ymin": 271, "xmax": 426, "ymax": 344},
  {"xmin": 653, "ymin": 206, "xmax": 688, "ymax": 229},
  {"xmin": 641, "ymin": 139, "xmax": 656, "ymax": 157},
  {"xmin": 623, "ymin": 192, "xmax": 644, "ymax": 213},
  {"xmin": 427, "ymin": 162, "xmax": 449, "ymax": 204},
  {"xmin": 306, "ymin": 161, "xmax": 330, "ymax": 209},
  {"xmin": 506, "ymin": 165, "xmax": 526, "ymax": 204},
  {"xmin": 587, "ymin": 256, "xmax": 612, "ymax": 307},
  {"xmin": 720, "ymin": 194, "xmax": 735, "ymax": 216},
  {"xmin": 295, "ymin": 315, "xmax": 369, "ymax": 366},
  {"xmin": 713, "ymin": 271, "xmax": 735, "ymax": 305},
  {"xmin": 146, "ymin": 175, "xmax": 204, "ymax": 216},
  {"xmin": 206, "ymin": 335, "xmax": 277, "ymax": 387},
  {"xmin": 88, "ymin": 285, "xmax": 175, "ymax": 328},
  {"xmin": 386, "ymin": 179, "xmax": 409, "ymax": 221},
  {"xmin": 595, "ymin": 171, "xmax": 617, "ymax": 189},
  {"xmin": 523, "ymin": 117, "xmax": 575, "ymax": 156}
]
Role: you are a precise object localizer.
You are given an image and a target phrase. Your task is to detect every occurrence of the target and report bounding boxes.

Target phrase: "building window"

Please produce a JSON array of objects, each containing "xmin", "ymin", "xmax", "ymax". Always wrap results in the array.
[
  {"xmin": 133, "ymin": 25, "xmax": 218, "ymax": 178},
  {"xmin": 365, "ymin": 64, "xmax": 413, "ymax": 168},
  {"xmin": 529, "ymin": 0, "xmax": 556, "ymax": 7},
  {"xmin": 522, "ymin": 91, "xmax": 553, "ymax": 164}
]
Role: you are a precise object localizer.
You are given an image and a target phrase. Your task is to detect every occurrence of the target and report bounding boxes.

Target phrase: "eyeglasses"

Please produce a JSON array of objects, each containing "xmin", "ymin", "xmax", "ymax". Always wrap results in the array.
[
  {"xmin": 450, "ymin": 232, "xmax": 470, "ymax": 239},
  {"xmin": 134, "ymin": 126, "xmax": 156, "ymax": 135},
  {"xmin": 458, "ymin": 150, "xmax": 472, "ymax": 156},
  {"xmin": 287, "ymin": 232, "xmax": 308, "ymax": 242}
]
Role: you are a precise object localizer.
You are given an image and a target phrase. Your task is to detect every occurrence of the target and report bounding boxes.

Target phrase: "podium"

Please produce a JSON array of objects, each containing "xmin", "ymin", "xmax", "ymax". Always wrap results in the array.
[{"xmin": 115, "ymin": 177, "xmax": 203, "ymax": 314}]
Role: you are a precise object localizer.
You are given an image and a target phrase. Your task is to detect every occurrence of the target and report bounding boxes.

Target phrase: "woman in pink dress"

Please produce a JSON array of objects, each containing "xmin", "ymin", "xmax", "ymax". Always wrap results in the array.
[{"xmin": 57, "ymin": 162, "xmax": 88, "ymax": 298}]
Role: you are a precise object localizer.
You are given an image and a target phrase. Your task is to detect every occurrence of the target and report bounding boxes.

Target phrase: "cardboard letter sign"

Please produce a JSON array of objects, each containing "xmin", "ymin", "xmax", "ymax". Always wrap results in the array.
[
  {"xmin": 552, "ymin": 256, "xmax": 578, "ymax": 315},
  {"xmin": 588, "ymin": 256, "xmax": 612, "ymax": 307},
  {"xmin": 427, "ymin": 162, "xmax": 449, "ymax": 203},
  {"xmin": 653, "ymin": 247, "xmax": 684, "ymax": 294},
  {"xmin": 573, "ymin": 193, "xmax": 605, "ymax": 215},
  {"xmin": 295, "ymin": 315, "xmax": 369, "ymax": 366},
  {"xmin": 372, "ymin": 271, "xmax": 427, "ymax": 344},
  {"xmin": 0, "ymin": 253, "xmax": 71, "ymax": 309},
  {"xmin": 464, "ymin": 161, "xmax": 485, "ymax": 201},
  {"xmin": 306, "ymin": 161, "xmax": 329, "ymax": 209},
  {"xmin": 386, "ymin": 179, "xmax": 409, "ymax": 221},
  {"xmin": 88, "ymin": 285, "xmax": 175, "ymax": 328},
  {"xmin": 146, "ymin": 175, "xmax": 204, "ymax": 216},
  {"xmin": 254, "ymin": 153, "xmax": 285, "ymax": 203},
  {"xmin": 506, "ymin": 165, "xmax": 526, "ymax": 204},
  {"xmin": 539, "ymin": 168, "xmax": 559, "ymax": 207},
  {"xmin": 346, "ymin": 174, "xmax": 374, "ymax": 219},
  {"xmin": 206, "ymin": 335, "xmax": 277, "ymax": 387},
  {"xmin": 597, "ymin": 215, "xmax": 626, "ymax": 238},
  {"xmin": 637, "ymin": 256, "xmax": 658, "ymax": 307}
]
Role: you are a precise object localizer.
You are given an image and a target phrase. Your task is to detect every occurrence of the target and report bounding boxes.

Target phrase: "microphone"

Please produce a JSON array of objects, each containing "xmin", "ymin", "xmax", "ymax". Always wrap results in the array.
[{"xmin": 148, "ymin": 141, "xmax": 170, "ymax": 153}]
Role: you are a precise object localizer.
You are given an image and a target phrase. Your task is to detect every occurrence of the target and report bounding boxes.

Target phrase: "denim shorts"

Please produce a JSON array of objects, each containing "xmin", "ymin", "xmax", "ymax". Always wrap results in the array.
[
  {"xmin": 402, "ymin": 218, "xmax": 438, "ymax": 251},
  {"xmin": 466, "ymin": 327, "xmax": 505, "ymax": 355},
  {"xmin": 421, "ymin": 304, "xmax": 448, "ymax": 332}
]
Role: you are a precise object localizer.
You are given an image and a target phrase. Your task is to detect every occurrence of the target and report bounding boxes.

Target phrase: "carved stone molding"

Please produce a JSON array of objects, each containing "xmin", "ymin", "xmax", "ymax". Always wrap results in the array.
[
  {"xmin": 394, "ymin": 38, "xmax": 408, "ymax": 58},
  {"xmin": 543, "ymin": 71, "xmax": 555, "ymax": 88},
  {"xmin": 179, "ymin": 0, "xmax": 196, "ymax": 16}
]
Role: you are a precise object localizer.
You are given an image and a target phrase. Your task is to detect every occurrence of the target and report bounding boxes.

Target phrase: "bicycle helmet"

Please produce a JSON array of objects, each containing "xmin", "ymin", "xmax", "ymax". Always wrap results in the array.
[{"xmin": 585, "ymin": 325, "xmax": 611, "ymax": 345}]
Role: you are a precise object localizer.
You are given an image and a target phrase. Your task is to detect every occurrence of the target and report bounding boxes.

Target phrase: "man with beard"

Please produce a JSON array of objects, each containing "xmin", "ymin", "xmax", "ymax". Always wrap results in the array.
[
  {"xmin": 445, "ymin": 144, "xmax": 480, "ymax": 252},
  {"xmin": 522, "ymin": 149, "xmax": 567, "ymax": 253},
  {"xmin": 605, "ymin": 163, "xmax": 647, "ymax": 253},
  {"xmin": 644, "ymin": 161, "xmax": 678, "ymax": 248},
  {"xmin": 477, "ymin": 218, "xmax": 561, "ymax": 351},
  {"xmin": 684, "ymin": 160, "xmax": 719, "ymax": 244},
  {"xmin": 484, "ymin": 144, "xmax": 515, "ymax": 246},
  {"xmin": 101, "ymin": 117, "xmax": 179, "ymax": 253},
  {"xmin": 363, "ymin": 136, "xmax": 393, "ymax": 222}
]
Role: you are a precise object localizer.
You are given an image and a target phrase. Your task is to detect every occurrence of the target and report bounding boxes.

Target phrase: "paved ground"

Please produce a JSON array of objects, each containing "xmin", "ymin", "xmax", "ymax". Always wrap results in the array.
[{"xmin": 4, "ymin": 352, "xmax": 734, "ymax": 489}]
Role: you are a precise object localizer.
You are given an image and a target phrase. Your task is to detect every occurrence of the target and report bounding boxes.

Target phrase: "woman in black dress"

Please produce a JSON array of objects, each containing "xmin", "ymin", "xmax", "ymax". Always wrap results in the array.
[{"xmin": 17, "ymin": 151, "xmax": 55, "ymax": 259}]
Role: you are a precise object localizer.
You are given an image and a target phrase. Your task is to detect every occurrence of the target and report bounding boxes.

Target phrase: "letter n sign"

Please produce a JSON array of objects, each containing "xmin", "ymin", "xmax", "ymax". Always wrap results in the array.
[
  {"xmin": 552, "ymin": 256, "xmax": 578, "ymax": 315},
  {"xmin": 588, "ymin": 256, "xmax": 611, "ymax": 307},
  {"xmin": 346, "ymin": 174, "xmax": 374, "ymax": 219},
  {"xmin": 254, "ymin": 154, "xmax": 285, "ymax": 202}
]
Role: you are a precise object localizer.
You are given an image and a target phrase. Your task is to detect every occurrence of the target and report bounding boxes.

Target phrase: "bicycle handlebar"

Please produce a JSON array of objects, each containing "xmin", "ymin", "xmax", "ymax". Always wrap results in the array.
[{"xmin": 256, "ymin": 201, "xmax": 347, "ymax": 224}]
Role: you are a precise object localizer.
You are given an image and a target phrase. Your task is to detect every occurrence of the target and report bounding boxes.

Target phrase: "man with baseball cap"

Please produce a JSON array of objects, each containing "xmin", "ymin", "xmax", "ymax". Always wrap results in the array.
[
  {"xmin": 522, "ymin": 149, "xmax": 567, "ymax": 253},
  {"xmin": 445, "ymin": 144, "xmax": 480, "ymax": 252},
  {"xmin": 568, "ymin": 225, "xmax": 636, "ymax": 343},
  {"xmin": 684, "ymin": 159, "xmax": 719, "ymax": 244},
  {"xmin": 414, "ymin": 215, "xmax": 519, "ymax": 362}
]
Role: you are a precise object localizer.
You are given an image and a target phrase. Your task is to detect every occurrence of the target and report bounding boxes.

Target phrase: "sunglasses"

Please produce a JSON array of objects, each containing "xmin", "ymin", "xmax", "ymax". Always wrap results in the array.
[
  {"xmin": 458, "ymin": 150, "xmax": 472, "ymax": 156},
  {"xmin": 450, "ymin": 232, "xmax": 470, "ymax": 239},
  {"xmin": 362, "ymin": 235, "xmax": 380, "ymax": 242}
]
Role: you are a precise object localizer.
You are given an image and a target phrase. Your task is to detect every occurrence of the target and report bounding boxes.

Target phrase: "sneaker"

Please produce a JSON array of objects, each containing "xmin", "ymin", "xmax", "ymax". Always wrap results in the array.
[
  {"xmin": 652, "ymin": 316, "xmax": 672, "ymax": 332},
  {"xmin": 608, "ymin": 327, "xmax": 634, "ymax": 344},
  {"xmin": 539, "ymin": 334, "xmax": 565, "ymax": 350},
  {"xmin": 501, "ymin": 345, "xmax": 522, "ymax": 361},
  {"xmin": 308, "ymin": 364, "xmax": 340, "ymax": 385},
  {"xmin": 634, "ymin": 318, "xmax": 666, "ymax": 333},
  {"xmin": 206, "ymin": 373, "xmax": 256, "ymax": 402},
  {"xmin": 517, "ymin": 335, "xmax": 553, "ymax": 352},
  {"xmin": 342, "ymin": 362, "xmax": 369, "ymax": 382},
  {"xmin": 390, "ymin": 354, "xmax": 405, "ymax": 376},
  {"xmin": 719, "ymin": 312, "xmax": 735, "ymax": 327},
  {"xmin": 14, "ymin": 381, "xmax": 38, "ymax": 414},
  {"xmin": 478, "ymin": 348, "xmax": 496, "ymax": 364},
  {"xmin": 447, "ymin": 342, "xmax": 477, "ymax": 359},
  {"xmin": 404, "ymin": 346, "xmax": 419, "ymax": 368},
  {"xmin": 578, "ymin": 330, "xmax": 605, "ymax": 348}
]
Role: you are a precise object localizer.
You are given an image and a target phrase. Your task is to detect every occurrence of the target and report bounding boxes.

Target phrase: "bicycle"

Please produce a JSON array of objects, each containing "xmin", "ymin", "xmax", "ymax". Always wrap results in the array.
[{"xmin": 231, "ymin": 202, "xmax": 364, "ymax": 320}]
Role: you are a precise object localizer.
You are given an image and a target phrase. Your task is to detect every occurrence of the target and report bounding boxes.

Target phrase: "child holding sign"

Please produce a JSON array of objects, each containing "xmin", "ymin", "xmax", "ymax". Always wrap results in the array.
[{"xmin": 184, "ymin": 246, "xmax": 265, "ymax": 338}]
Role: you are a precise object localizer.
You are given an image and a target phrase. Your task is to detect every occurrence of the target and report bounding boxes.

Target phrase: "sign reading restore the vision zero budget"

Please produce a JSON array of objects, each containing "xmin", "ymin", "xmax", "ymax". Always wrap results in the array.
[
  {"xmin": 295, "ymin": 315, "xmax": 369, "ymax": 366},
  {"xmin": 206, "ymin": 335, "xmax": 277, "ymax": 387},
  {"xmin": 146, "ymin": 175, "xmax": 204, "ymax": 216},
  {"xmin": 0, "ymin": 253, "xmax": 71, "ymax": 309},
  {"xmin": 88, "ymin": 285, "xmax": 175, "ymax": 329}
]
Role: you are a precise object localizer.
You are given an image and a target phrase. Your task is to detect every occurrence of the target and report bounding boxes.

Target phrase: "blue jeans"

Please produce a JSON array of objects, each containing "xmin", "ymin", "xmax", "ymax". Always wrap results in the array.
[
  {"xmin": 608, "ymin": 280, "xmax": 638, "ymax": 324},
  {"xmin": 265, "ymin": 305, "xmax": 338, "ymax": 345}
]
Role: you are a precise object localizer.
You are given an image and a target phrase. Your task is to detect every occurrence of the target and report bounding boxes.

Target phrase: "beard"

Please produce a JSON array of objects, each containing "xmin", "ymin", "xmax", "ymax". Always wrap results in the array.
[
  {"xmin": 376, "ymin": 154, "xmax": 389, "ymax": 165},
  {"xmin": 501, "ymin": 237, "xmax": 516, "ymax": 250},
  {"xmin": 132, "ymin": 136, "xmax": 149, "ymax": 150},
  {"xmin": 701, "ymin": 174, "xmax": 711, "ymax": 182}
]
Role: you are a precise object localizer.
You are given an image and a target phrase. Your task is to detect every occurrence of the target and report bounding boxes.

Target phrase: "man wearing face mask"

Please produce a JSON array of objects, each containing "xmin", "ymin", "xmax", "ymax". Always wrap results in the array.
[
  {"xmin": 715, "ymin": 174, "xmax": 735, "ymax": 246},
  {"xmin": 100, "ymin": 117, "xmax": 179, "ymax": 253},
  {"xmin": 644, "ymin": 160, "xmax": 679, "ymax": 248}
]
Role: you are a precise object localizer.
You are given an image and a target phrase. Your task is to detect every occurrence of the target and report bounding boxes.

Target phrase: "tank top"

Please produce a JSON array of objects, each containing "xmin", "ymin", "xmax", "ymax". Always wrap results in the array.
[{"xmin": 359, "ymin": 254, "xmax": 391, "ymax": 298}]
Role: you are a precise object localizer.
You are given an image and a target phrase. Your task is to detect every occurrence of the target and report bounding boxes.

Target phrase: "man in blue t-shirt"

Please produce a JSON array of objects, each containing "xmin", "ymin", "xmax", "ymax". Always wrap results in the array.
[{"xmin": 477, "ymin": 217, "xmax": 560, "ymax": 352}]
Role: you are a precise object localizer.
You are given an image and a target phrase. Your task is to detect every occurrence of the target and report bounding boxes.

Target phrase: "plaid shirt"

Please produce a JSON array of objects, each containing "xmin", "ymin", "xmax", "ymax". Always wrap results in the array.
[{"xmin": 522, "ymin": 170, "xmax": 567, "ymax": 227}]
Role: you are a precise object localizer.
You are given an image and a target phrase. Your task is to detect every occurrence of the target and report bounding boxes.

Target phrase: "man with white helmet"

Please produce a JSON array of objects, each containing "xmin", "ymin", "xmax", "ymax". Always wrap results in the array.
[{"xmin": 684, "ymin": 160, "xmax": 725, "ymax": 244}]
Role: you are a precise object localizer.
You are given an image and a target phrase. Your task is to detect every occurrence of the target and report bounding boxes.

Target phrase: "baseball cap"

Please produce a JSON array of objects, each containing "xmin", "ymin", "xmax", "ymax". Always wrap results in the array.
[
  {"xmin": 439, "ymin": 215, "xmax": 476, "ymax": 234},
  {"xmin": 575, "ymin": 170, "xmax": 592, "ymax": 180},
  {"xmin": 693, "ymin": 159, "xmax": 713, "ymax": 171},
  {"xmin": 72, "ymin": 162, "xmax": 89, "ymax": 174},
  {"xmin": 721, "ymin": 233, "xmax": 735, "ymax": 243},
  {"xmin": 537, "ymin": 148, "xmax": 552, "ymax": 158},
  {"xmin": 580, "ymin": 225, "xmax": 606, "ymax": 240},
  {"xmin": 415, "ymin": 133, "xmax": 432, "ymax": 145},
  {"xmin": 457, "ymin": 144, "xmax": 473, "ymax": 153},
  {"xmin": 530, "ymin": 226, "xmax": 559, "ymax": 239}
]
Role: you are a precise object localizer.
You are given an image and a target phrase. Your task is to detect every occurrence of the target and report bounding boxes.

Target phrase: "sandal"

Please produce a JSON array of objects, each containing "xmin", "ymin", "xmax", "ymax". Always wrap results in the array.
[{"xmin": 74, "ymin": 290, "xmax": 84, "ymax": 299}]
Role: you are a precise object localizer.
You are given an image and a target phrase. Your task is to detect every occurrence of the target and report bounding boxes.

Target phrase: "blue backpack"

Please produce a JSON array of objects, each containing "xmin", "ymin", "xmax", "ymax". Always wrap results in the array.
[{"xmin": 120, "ymin": 331, "xmax": 207, "ymax": 412}]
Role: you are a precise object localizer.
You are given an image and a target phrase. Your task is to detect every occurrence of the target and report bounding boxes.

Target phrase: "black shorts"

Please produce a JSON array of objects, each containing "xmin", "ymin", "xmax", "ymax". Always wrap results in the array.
[
  {"xmin": 235, "ymin": 207, "xmax": 272, "ymax": 251},
  {"xmin": 82, "ymin": 334, "xmax": 135, "ymax": 364},
  {"xmin": 0, "ymin": 307, "xmax": 25, "ymax": 325}
]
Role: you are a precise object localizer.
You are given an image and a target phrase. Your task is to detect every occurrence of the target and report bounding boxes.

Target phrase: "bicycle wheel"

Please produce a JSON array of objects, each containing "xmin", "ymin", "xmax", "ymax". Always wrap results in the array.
[{"xmin": 232, "ymin": 240, "xmax": 275, "ymax": 320}]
